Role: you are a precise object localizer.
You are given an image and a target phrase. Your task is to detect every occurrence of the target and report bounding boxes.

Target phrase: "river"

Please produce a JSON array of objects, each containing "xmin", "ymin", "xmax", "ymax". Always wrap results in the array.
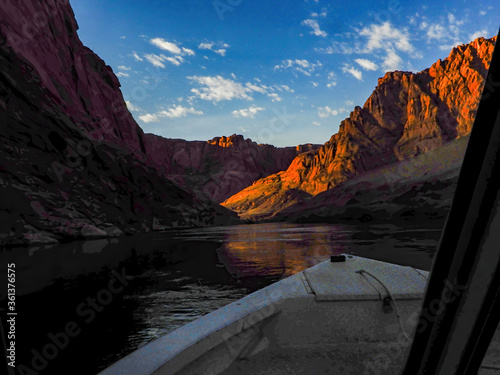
[{"xmin": 0, "ymin": 222, "xmax": 440, "ymax": 374}]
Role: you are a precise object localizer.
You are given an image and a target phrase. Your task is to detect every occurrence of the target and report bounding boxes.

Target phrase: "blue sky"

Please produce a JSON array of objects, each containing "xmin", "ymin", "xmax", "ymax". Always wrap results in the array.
[{"xmin": 70, "ymin": 0, "xmax": 500, "ymax": 147}]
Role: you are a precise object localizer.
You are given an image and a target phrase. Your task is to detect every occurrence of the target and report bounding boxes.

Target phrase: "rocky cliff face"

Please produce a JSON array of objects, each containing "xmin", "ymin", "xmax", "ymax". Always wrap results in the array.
[
  {"xmin": 0, "ymin": 0, "xmax": 239, "ymax": 245},
  {"xmin": 144, "ymin": 133, "xmax": 320, "ymax": 202},
  {"xmin": 277, "ymin": 136, "xmax": 470, "ymax": 226},
  {"xmin": 223, "ymin": 36, "xmax": 496, "ymax": 219},
  {"xmin": 1, "ymin": 0, "xmax": 146, "ymax": 153}
]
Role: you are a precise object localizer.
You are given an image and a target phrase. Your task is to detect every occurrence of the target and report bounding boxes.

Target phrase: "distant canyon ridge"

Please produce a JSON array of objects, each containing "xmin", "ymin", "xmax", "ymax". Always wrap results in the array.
[{"xmin": 0, "ymin": 0, "xmax": 496, "ymax": 244}]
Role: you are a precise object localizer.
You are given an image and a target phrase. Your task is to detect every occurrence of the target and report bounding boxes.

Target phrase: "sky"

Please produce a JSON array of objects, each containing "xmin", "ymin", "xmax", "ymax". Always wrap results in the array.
[{"xmin": 70, "ymin": 0, "xmax": 500, "ymax": 147}]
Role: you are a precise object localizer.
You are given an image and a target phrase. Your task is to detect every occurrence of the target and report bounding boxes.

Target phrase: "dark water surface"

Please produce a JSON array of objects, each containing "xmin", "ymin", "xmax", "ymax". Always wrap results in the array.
[{"xmin": 0, "ymin": 223, "xmax": 440, "ymax": 374}]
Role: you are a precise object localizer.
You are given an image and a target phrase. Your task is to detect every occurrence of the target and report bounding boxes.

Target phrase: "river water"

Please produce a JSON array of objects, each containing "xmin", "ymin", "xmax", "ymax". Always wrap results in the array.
[{"xmin": 0, "ymin": 222, "xmax": 440, "ymax": 374}]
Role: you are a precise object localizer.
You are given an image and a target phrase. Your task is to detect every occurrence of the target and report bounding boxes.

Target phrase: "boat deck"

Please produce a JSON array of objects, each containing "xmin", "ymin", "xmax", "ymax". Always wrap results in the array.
[
  {"xmin": 303, "ymin": 255, "xmax": 428, "ymax": 301},
  {"xmin": 220, "ymin": 343, "xmax": 406, "ymax": 375},
  {"xmin": 99, "ymin": 255, "xmax": 500, "ymax": 375}
]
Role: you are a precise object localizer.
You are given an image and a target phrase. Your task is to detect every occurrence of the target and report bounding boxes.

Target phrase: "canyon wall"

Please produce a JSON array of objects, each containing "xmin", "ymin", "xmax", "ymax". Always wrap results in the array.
[{"xmin": 223, "ymin": 36, "xmax": 496, "ymax": 220}]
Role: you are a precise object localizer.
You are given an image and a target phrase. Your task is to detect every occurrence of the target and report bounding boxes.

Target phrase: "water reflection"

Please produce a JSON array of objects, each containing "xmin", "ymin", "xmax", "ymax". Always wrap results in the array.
[
  {"xmin": 216, "ymin": 224, "xmax": 351, "ymax": 279},
  {"xmin": 0, "ymin": 222, "xmax": 439, "ymax": 375}
]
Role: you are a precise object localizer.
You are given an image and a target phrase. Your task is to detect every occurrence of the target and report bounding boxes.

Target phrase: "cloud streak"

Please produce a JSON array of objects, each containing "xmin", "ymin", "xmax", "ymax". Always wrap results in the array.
[
  {"xmin": 232, "ymin": 105, "xmax": 265, "ymax": 119},
  {"xmin": 274, "ymin": 59, "xmax": 322, "ymax": 76},
  {"xmin": 342, "ymin": 65, "xmax": 363, "ymax": 80},
  {"xmin": 301, "ymin": 19, "xmax": 327, "ymax": 37},
  {"xmin": 139, "ymin": 105, "xmax": 203, "ymax": 123},
  {"xmin": 188, "ymin": 75, "xmax": 254, "ymax": 102}
]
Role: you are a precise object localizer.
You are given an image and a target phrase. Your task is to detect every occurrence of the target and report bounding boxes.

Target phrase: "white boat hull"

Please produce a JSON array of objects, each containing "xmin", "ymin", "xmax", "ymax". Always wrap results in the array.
[{"xmin": 99, "ymin": 255, "xmax": 429, "ymax": 375}]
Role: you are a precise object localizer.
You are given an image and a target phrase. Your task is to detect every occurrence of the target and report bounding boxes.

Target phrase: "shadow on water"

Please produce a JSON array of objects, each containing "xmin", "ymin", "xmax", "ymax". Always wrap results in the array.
[{"xmin": 0, "ymin": 222, "xmax": 439, "ymax": 374}]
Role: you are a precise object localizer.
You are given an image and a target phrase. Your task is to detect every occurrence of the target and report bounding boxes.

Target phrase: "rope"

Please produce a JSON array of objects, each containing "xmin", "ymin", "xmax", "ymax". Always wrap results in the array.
[
  {"xmin": 356, "ymin": 269, "xmax": 500, "ymax": 370},
  {"xmin": 356, "ymin": 269, "xmax": 411, "ymax": 341}
]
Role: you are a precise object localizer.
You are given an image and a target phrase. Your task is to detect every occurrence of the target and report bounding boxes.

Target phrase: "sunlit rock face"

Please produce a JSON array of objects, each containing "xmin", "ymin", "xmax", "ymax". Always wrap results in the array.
[
  {"xmin": 0, "ymin": 0, "xmax": 240, "ymax": 245},
  {"xmin": 223, "ymin": 37, "xmax": 496, "ymax": 220},
  {"xmin": 144, "ymin": 133, "xmax": 321, "ymax": 202}
]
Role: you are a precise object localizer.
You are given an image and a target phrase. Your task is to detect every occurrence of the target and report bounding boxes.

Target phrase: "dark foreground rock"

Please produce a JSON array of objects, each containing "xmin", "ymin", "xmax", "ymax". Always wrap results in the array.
[{"xmin": 0, "ymin": 0, "xmax": 239, "ymax": 245}]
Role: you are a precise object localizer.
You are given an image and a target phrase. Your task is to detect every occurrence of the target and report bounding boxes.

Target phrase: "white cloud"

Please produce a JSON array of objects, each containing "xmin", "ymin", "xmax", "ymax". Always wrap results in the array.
[
  {"xmin": 116, "ymin": 72, "xmax": 130, "ymax": 78},
  {"xmin": 274, "ymin": 59, "xmax": 322, "ymax": 76},
  {"xmin": 326, "ymin": 72, "xmax": 337, "ymax": 88},
  {"xmin": 345, "ymin": 100, "xmax": 354, "ymax": 106},
  {"xmin": 199, "ymin": 43, "xmax": 214, "ymax": 50},
  {"xmin": 311, "ymin": 11, "xmax": 327, "ymax": 18},
  {"xmin": 132, "ymin": 52, "xmax": 143, "ymax": 61},
  {"xmin": 268, "ymin": 93, "xmax": 282, "ymax": 102},
  {"xmin": 125, "ymin": 101, "xmax": 141, "ymax": 112},
  {"xmin": 162, "ymin": 55, "xmax": 184, "ymax": 66},
  {"xmin": 278, "ymin": 85, "xmax": 294, "ymax": 92},
  {"xmin": 139, "ymin": 113, "xmax": 160, "ymax": 123},
  {"xmin": 232, "ymin": 105, "xmax": 265, "ymax": 119},
  {"xmin": 480, "ymin": 11, "xmax": 487, "ymax": 16},
  {"xmin": 315, "ymin": 42, "xmax": 359, "ymax": 55},
  {"xmin": 326, "ymin": 21, "xmax": 419, "ymax": 72},
  {"xmin": 301, "ymin": 19, "xmax": 327, "ymax": 37},
  {"xmin": 139, "ymin": 105, "xmax": 203, "ymax": 123},
  {"xmin": 197, "ymin": 42, "xmax": 229, "ymax": 57},
  {"xmin": 118, "ymin": 65, "xmax": 131, "ymax": 71},
  {"xmin": 382, "ymin": 50, "xmax": 403, "ymax": 71},
  {"xmin": 315, "ymin": 21, "xmax": 417, "ymax": 71},
  {"xmin": 160, "ymin": 105, "xmax": 203, "ymax": 119},
  {"xmin": 144, "ymin": 54, "xmax": 166, "ymax": 68},
  {"xmin": 355, "ymin": 58, "xmax": 378, "ymax": 71},
  {"xmin": 342, "ymin": 65, "xmax": 363, "ymax": 80},
  {"xmin": 318, "ymin": 106, "xmax": 347, "ymax": 118},
  {"xmin": 470, "ymin": 30, "xmax": 488, "ymax": 41},
  {"xmin": 312, "ymin": 81, "xmax": 319, "ymax": 87},
  {"xmin": 150, "ymin": 38, "xmax": 182, "ymax": 54},
  {"xmin": 424, "ymin": 13, "xmax": 471, "ymax": 51},
  {"xmin": 360, "ymin": 22, "xmax": 414, "ymax": 53},
  {"xmin": 188, "ymin": 75, "xmax": 254, "ymax": 102},
  {"xmin": 188, "ymin": 75, "xmax": 283, "ymax": 103},
  {"xmin": 144, "ymin": 53, "xmax": 184, "ymax": 68},
  {"xmin": 427, "ymin": 24, "xmax": 447, "ymax": 41},
  {"xmin": 182, "ymin": 47, "xmax": 195, "ymax": 56},
  {"xmin": 313, "ymin": 121, "xmax": 321, "ymax": 126},
  {"xmin": 245, "ymin": 82, "xmax": 268, "ymax": 94},
  {"xmin": 150, "ymin": 38, "xmax": 195, "ymax": 57}
]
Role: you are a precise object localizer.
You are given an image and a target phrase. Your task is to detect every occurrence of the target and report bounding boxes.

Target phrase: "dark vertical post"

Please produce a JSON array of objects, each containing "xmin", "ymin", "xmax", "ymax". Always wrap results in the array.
[{"xmin": 402, "ymin": 28, "xmax": 500, "ymax": 375}]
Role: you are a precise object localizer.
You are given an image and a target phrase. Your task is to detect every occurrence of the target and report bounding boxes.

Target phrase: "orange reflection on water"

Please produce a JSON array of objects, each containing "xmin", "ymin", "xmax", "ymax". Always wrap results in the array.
[{"xmin": 215, "ymin": 224, "xmax": 350, "ymax": 279}]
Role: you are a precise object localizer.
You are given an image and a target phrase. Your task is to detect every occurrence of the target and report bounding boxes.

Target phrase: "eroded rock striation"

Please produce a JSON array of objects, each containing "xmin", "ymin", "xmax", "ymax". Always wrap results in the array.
[{"xmin": 223, "ymin": 36, "xmax": 496, "ymax": 220}]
